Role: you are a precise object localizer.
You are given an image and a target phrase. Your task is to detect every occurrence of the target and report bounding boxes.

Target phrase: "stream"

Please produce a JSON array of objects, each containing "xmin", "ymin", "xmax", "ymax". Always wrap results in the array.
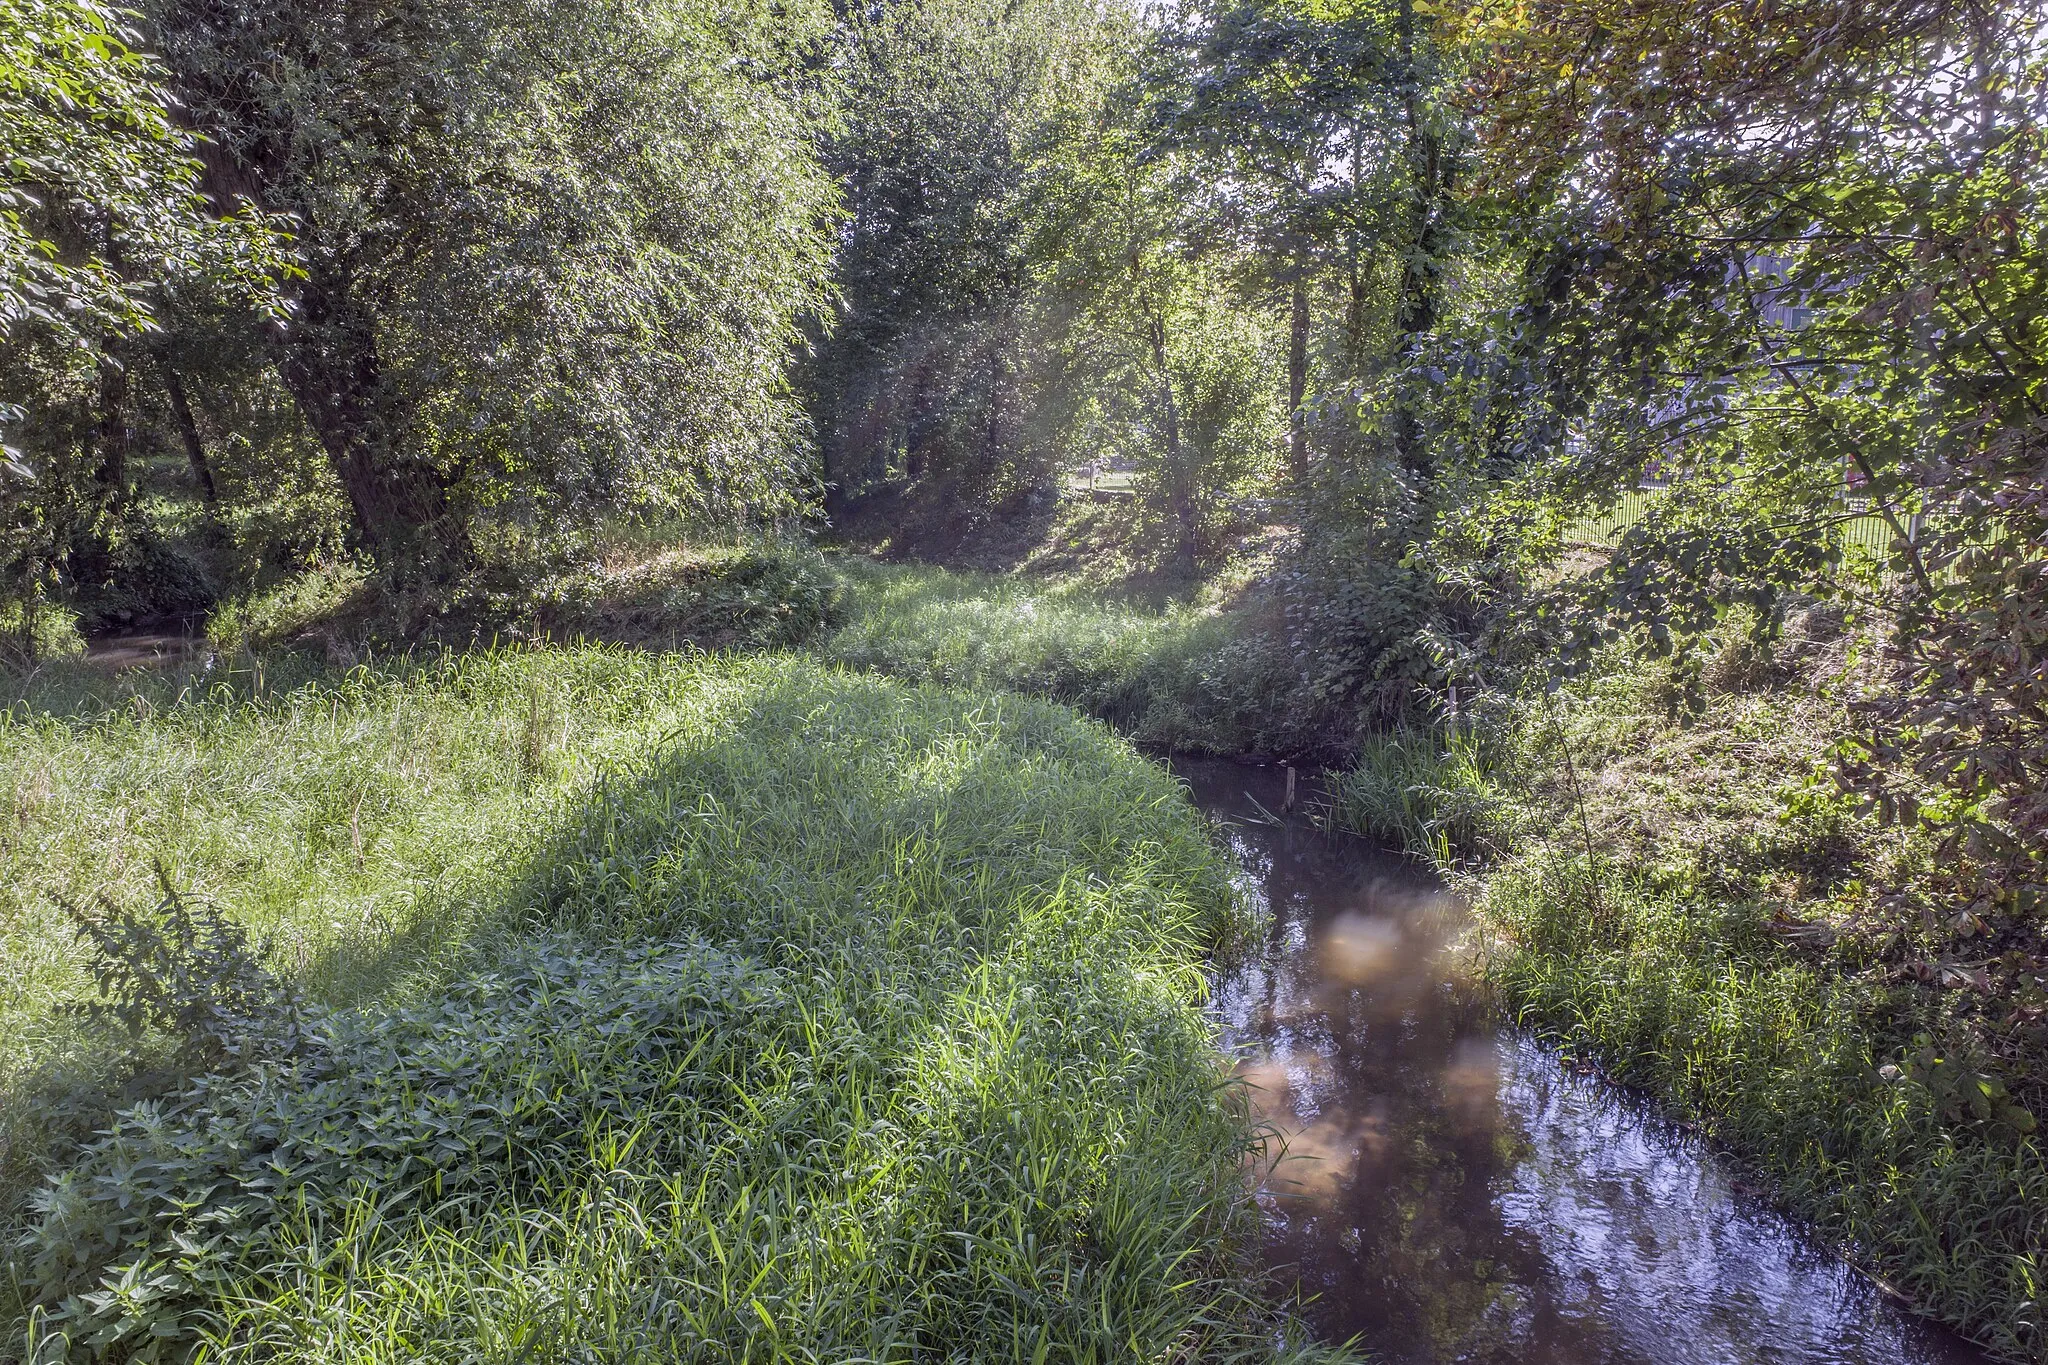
[{"xmin": 1176, "ymin": 756, "xmax": 1996, "ymax": 1365}]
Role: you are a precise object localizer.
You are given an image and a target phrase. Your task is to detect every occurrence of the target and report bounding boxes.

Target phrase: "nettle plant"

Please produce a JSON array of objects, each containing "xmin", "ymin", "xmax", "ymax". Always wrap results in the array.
[
  {"xmin": 22, "ymin": 936, "xmax": 776, "ymax": 1360},
  {"xmin": 59, "ymin": 866, "xmax": 317, "ymax": 1071}
]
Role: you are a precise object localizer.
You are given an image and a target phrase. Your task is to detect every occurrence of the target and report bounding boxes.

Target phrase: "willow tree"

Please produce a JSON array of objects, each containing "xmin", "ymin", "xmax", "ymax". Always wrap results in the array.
[{"xmin": 145, "ymin": 0, "xmax": 840, "ymax": 576}]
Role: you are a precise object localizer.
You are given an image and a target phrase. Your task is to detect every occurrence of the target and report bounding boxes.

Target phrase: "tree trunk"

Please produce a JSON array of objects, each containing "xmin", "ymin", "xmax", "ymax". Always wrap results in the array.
[
  {"xmin": 1347, "ymin": 119, "xmax": 1369, "ymax": 376},
  {"xmin": 1288, "ymin": 273, "xmax": 1310, "ymax": 487},
  {"xmin": 187, "ymin": 122, "xmax": 467, "ymax": 575},
  {"xmin": 95, "ymin": 351, "xmax": 129, "ymax": 510},
  {"xmin": 274, "ymin": 270, "xmax": 468, "ymax": 575},
  {"xmin": 1394, "ymin": 0, "xmax": 1445, "ymax": 478},
  {"xmin": 1145, "ymin": 313, "xmax": 1200, "ymax": 568},
  {"xmin": 70, "ymin": 345, "xmax": 133, "ymax": 594},
  {"xmin": 159, "ymin": 361, "xmax": 219, "ymax": 504}
]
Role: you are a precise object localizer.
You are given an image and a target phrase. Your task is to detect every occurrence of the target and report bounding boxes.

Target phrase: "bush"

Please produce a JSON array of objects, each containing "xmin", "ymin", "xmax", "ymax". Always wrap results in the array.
[
  {"xmin": 0, "ymin": 599, "xmax": 84, "ymax": 669},
  {"xmin": 59, "ymin": 868, "xmax": 316, "ymax": 1071}
]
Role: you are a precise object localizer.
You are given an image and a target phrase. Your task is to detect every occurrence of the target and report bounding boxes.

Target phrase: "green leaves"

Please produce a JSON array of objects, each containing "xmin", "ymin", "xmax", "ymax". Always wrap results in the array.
[
  {"xmin": 20, "ymin": 935, "xmax": 781, "ymax": 1354},
  {"xmin": 0, "ymin": 0, "xmax": 288, "ymax": 347},
  {"xmin": 1887, "ymin": 1033, "xmax": 2040, "ymax": 1139}
]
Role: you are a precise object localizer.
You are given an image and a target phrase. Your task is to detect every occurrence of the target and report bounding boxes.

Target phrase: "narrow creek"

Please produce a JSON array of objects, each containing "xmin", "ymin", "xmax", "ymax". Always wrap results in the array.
[{"xmin": 1174, "ymin": 756, "xmax": 1996, "ymax": 1365}]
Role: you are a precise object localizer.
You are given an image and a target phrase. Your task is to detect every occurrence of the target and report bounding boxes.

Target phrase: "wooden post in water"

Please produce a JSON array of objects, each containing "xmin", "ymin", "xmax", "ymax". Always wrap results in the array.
[{"xmin": 1284, "ymin": 765, "xmax": 1297, "ymax": 812}]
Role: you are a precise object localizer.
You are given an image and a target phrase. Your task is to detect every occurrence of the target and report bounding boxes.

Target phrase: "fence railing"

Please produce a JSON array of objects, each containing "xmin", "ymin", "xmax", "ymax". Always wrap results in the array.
[{"xmin": 1568, "ymin": 488, "xmax": 1904, "ymax": 556}]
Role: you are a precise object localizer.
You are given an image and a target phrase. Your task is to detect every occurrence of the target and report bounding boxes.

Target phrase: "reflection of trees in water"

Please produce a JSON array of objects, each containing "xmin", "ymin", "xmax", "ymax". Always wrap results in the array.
[
  {"xmin": 1207, "ymin": 773, "xmax": 1630, "ymax": 1365},
  {"xmin": 1187, "ymin": 755, "xmax": 1990, "ymax": 1365}
]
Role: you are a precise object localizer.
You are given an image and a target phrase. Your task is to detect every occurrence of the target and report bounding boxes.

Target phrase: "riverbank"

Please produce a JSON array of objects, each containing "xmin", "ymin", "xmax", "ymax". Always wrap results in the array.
[
  {"xmin": 827, "ymin": 563, "xmax": 2046, "ymax": 1360},
  {"xmin": 8, "ymin": 553, "xmax": 2041, "ymax": 1361},
  {"xmin": 1323, "ymin": 627, "xmax": 2047, "ymax": 1363},
  {"xmin": 0, "ymin": 649, "xmax": 1345, "ymax": 1361},
  {"xmin": 1183, "ymin": 753, "xmax": 1996, "ymax": 1365}
]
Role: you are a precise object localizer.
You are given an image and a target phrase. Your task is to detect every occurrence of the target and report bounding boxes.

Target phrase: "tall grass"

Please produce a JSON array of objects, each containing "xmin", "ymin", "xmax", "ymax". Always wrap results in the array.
[
  {"xmin": 822, "ymin": 560, "xmax": 1329, "ymax": 757},
  {"xmin": 2, "ymin": 650, "xmax": 1347, "ymax": 1362},
  {"xmin": 0, "ymin": 647, "xmax": 761, "ymax": 1211},
  {"xmin": 1481, "ymin": 853, "xmax": 2047, "ymax": 1362},
  {"xmin": 1320, "ymin": 726, "xmax": 1506, "ymax": 861}
]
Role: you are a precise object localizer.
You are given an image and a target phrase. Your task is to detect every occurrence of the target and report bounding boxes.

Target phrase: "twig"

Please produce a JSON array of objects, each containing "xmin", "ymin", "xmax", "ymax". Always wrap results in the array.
[{"xmin": 1544, "ymin": 690, "xmax": 1605, "ymax": 924}]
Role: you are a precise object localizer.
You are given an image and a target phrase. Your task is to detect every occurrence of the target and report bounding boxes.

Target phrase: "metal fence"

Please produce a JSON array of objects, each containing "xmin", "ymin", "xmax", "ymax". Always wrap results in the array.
[
  {"xmin": 1568, "ymin": 489, "xmax": 1903, "ymax": 557},
  {"xmin": 1567, "ymin": 490, "xmax": 1657, "ymax": 546}
]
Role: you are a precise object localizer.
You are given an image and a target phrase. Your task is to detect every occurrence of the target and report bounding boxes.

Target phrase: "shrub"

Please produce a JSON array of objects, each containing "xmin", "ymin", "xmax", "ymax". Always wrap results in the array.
[{"xmin": 0, "ymin": 600, "xmax": 84, "ymax": 670}]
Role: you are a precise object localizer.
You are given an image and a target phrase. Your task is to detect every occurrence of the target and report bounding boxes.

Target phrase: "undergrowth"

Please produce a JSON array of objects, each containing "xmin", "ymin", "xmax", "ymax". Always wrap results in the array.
[
  {"xmin": 823, "ymin": 560, "xmax": 1333, "ymax": 758},
  {"xmin": 1322, "ymin": 614, "xmax": 2048, "ymax": 1362},
  {"xmin": 1, "ymin": 650, "xmax": 1346, "ymax": 1362}
]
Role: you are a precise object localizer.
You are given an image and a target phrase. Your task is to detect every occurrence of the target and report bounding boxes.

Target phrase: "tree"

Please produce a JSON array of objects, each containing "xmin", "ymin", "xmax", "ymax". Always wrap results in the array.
[
  {"xmin": 0, "ymin": 0, "xmax": 286, "ymax": 655},
  {"xmin": 145, "ymin": 0, "xmax": 840, "ymax": 575},
  {"xmin": 807, "ymin": 0, "xmax": 1128, "ymax": 508},
  {"xmin": 1030, "ymin": 87, "xmax": 1282, "ymax": 565},
  {"xmin": 0, "ymin": 0, "xmax": 280, "ymax": 353},
  {"xmin": 1464, "ymin": 0, "xmax": 2048, "ymax": 943},
  {"xmin": 1159, "ymin": 0, "xmax": 1454, "ymax": 484}
]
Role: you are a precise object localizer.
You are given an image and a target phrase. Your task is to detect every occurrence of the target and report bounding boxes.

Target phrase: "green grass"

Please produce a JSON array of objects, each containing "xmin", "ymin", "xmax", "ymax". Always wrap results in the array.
[
  {"xmin": 201, "ymin": 541, "xmax": 844, "ymax": 658},
  {"xmin": 1565, "ymin": 487, "xmax": 1899, "ymax": 560},
  {"xmin": 1481, "ymin": 852, "xmax": 2046, "ymax": 1363},
  {"xmin": 1, "ymin": 649, "xmax": 1346, "ymax": 1362},
  {"xmin": 1320, "ymin": 726, "xmax": 1506, "ymax": 862},
  {"xmin": 822, "ymin": 560, "xmax": 1327, "ymax": 758}
]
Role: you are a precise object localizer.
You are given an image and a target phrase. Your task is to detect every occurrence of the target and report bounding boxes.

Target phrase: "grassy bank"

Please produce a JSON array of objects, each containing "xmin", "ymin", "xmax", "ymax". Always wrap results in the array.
[
  {"xmin": 2, "ymin": 650, "xmax": 1342, "ymax": 1362},
  {"xmin": 202, "ymin": 541, "xmax": 847, "ymax": 660},
  {"xmin": 822, "ymin": 560, "xmax": 1330, "ymax": 759},
  {"xmin": 1324, "ymin": 626, "xmax": 2047, "ymax": 1362}
]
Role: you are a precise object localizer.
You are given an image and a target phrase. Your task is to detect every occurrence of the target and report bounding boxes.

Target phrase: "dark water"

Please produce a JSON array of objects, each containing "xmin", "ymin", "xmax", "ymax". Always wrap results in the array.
[
  {"xmin": 1176, "ymin": 756, "xmax": 1996, "ymax": 1365},
  {"xmin": 83, "ymin": 632, "xmax": 207, "ymax": 670}
]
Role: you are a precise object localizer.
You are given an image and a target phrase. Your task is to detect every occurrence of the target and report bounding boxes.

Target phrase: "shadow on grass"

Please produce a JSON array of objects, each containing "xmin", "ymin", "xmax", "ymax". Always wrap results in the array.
[{"xmin": 7, "ymin": 660, "xmax": 1351, "ymax": 1361}]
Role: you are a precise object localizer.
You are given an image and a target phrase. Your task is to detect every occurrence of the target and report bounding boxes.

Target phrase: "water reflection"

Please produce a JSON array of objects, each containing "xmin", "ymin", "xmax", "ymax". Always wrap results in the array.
[{"xmin": 1177, "ymin": 756, "xmax": 1993, "ymax": 1365}]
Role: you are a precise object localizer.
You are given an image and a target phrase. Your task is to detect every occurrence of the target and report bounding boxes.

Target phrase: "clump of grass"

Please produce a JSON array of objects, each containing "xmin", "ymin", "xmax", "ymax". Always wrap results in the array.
[
  {"xmin": 1321, "ymin": 726, "xmax": 1508, "ymax": 860},
  {"xmin": 3, "ymin": 652, "xmax": 1348, "ymax": 1362},
  {"xmin": 204, "ymin": 562, "xmax": 371, "ymax": 655}
]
